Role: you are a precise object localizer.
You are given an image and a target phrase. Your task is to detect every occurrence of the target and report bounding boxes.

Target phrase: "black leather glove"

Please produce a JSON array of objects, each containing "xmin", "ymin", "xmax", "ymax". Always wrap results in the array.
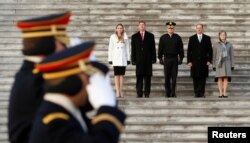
[
  {"xmin": 132, "ymin": 61, "xmax": 136, "ymax": 65},
  {"xmin": 231, "ymin": 67, "xmax": 234, "ymax": 70},
  {"xmin": 213, "ymin": 68, "xmax": 216, "ymax": 71},
  {"xmin": 159, "ymin": 59, "xmax": 164, "ymax": 65},
  {"xmin": 127, "ymin": 61, "xmax": 130, "ymax": 65},
  {"xmin": 108, "ymin": 61, "xmax": 112, "ymax": 65}
]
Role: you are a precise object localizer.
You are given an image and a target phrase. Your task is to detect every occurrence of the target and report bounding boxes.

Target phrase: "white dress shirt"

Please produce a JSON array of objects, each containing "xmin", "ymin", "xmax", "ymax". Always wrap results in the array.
[{"xmin": 197, "ymin": 34, "xmax": 203, "ymax": 42}]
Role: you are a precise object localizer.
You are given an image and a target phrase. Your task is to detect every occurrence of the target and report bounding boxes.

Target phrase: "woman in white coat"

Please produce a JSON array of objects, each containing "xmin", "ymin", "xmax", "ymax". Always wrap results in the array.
[
  {"xmin": 108, "ymin": 24, "xmax": 130, "ymax": 98},
  {"xmin": 213, "ymin": 31, "xmax": 235, "ymax": 98}
]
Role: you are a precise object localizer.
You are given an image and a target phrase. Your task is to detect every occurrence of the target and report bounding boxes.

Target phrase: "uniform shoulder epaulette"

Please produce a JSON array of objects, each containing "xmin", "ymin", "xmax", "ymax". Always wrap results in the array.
[
  {"xmin": 42, "ymin": 112, "xmax": 69, "ymax": 125},
  {"xmin": 92, "ymin": 113, "xmax": 124, "ymax": 133}
]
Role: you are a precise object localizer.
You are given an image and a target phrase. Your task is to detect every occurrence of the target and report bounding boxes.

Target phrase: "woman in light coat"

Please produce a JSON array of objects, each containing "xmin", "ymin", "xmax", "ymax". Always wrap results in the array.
[
  {"xmin": 213, "ymin": 31, "xmax": 235, "ymax": 98},
  {"xmin": 108, "ymin": 23, "xmax": 130, "ymax": 98}
]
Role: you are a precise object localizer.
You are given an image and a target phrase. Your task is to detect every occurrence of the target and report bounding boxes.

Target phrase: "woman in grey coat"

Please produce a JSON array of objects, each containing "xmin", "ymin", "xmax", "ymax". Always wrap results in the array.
[{"xmin": 213, "ymin": 31, "xmax": 235, "ymax": 98}]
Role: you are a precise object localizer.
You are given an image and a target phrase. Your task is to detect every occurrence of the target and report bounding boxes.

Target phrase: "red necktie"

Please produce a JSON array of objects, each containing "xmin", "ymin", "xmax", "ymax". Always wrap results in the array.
[{"xmin": 141, "ymin": 32, "xmax": 144, "ymax": 40}]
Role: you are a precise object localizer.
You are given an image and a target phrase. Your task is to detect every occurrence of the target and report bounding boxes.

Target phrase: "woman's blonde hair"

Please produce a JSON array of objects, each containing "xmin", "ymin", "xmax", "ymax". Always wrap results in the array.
[{"xmin": 115, "ymin": 23, "xmax": 125, "ymax": 43}]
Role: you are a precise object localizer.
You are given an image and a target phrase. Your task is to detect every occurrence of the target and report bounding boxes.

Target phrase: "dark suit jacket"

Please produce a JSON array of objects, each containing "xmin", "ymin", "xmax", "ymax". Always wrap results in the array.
[
  {"xmin": 8, "ymin": 61, "xmax": 44, "ymax": 143},
  {"xmin": 187, "ymin": 34, "xmax": 213, "ymax": 77},
  {"xmin": 131, "ymin": 31, "xmax": 156, "ymax": 76},
  {"xmin": 29, "ymin": 101, "xmax": 126, "ymax": 143}
]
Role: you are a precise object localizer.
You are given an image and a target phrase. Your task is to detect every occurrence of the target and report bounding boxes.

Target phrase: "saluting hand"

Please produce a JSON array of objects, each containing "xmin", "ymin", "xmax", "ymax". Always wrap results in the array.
[{"xmin": 86, "ymin": 73, "xmax": 116, "ymax": 109}]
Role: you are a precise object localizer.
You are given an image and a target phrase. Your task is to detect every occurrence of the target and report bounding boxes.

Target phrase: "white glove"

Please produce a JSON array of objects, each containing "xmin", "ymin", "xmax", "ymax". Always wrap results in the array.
[
  {"xmin": 69, "ymin": 37, "xmax": 83, "ymax": 47},
  {"xmin": 86, "ymin": 73, "xmax": 116, "ymax": 109}
]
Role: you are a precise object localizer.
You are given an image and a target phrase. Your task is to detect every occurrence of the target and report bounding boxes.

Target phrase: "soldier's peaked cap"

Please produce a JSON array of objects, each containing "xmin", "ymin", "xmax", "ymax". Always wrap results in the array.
[
  {"xmin": 166, "ymin": 21, "xmax": 176, "ymax": 29},
  {"xmin": 16, "ymin": 11, "xmax": 71, "ymax": 38},
  {"xmin": 34, "ymin": 41, "xmax": 109, "ymax": 80}
]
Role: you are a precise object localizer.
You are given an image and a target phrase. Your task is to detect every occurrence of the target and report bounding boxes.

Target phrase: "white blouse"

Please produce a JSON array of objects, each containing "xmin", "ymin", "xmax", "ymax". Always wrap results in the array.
[{"xmin": 108, "ymin": 32, "xmax": 130, "ymax": 66}]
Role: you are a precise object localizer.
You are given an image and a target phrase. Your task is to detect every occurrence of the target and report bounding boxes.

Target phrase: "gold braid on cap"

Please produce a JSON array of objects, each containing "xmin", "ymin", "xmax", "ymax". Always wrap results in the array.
[
  {"xmin": 78, "ymin": 60, "xmax": 105, "ymax": 76},
  {"xmin": 167, "ymin": 25, "xmax": 174, "ymax": 29},
  {"xmin": 42, "ymin": 60, "xmax": 104, "ymax": 80},
  {"xmin": 22, "ymin": 24, "xmax": 70, "ymax": 46},
  {"xmin": 22, "ymin": 25, "xmax": 67, "ymax": 38}
]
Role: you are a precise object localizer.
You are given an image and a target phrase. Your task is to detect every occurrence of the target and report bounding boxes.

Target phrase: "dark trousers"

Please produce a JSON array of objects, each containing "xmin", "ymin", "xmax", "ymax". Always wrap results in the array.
[
  {"xmin": 164, "ymin": 57, "xmax": 178, "ymax": 96},
  {"xmin": 136, "ymin": 75, "xmax": 151, "ymax": 97},
  {"xmin": 192, "ymin": 77, "xmax": 206, "ymax": 97}
]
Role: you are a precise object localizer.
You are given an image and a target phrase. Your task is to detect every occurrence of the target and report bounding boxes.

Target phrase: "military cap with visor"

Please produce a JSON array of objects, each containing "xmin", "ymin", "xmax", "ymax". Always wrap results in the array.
[
  {"xmin": 166, "ymin": 21, "xmax": 176, "ymax": 29},
  {"xmin": 16, "ymin": 11, "xmax": 71, "ymax": 56}
]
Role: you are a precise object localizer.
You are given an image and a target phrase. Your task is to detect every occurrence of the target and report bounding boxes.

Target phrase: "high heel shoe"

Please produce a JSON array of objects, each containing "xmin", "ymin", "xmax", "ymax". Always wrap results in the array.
[
  {"xmin": 116, "ymin": 91, "xmax": 120, "ymax": 98},
  {"xmin": 120, "ymin": 92, "xmax": 124, "ymax": 98},
  {"xmin": 218, "ymin": 95, "xmax": 223, "ymax": 98}
]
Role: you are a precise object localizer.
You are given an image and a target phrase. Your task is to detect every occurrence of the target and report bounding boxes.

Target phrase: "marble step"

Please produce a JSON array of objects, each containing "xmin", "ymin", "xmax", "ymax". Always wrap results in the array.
[{"xmin": 118, "ymin": 98, "xmax": 250, "ymax": 107}]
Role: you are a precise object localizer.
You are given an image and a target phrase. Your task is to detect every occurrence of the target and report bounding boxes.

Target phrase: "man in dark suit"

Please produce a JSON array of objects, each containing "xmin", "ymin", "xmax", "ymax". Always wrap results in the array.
[
  {"xmin": 131, "ymin": 20, "xmax": 156, "ymax": 98},
  {"xmin": 158, "ymin": 21, "xmax": 184, "ymax": 98},
  {"xmin": 8, "ymin": 11, "xmax": 71, "ymax": 143},
  {"xmin": 29, "ymin": 42, "xmax": 126, "ymax": 143},
  {"xmin": 187, "ymin": 24, "xmax": 213, "ymax": 98}
]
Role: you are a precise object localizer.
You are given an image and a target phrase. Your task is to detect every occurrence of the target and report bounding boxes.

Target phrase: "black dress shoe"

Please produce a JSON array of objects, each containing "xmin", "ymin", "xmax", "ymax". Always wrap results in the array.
[
  {"xmin": 196, "ymin": 95, "xmax": 205, "ymax": 98},
  {"xmin": 199, "ymin": 94, "xmax": 205, "ymax": 98},
  {"xmin": 194, "ymin": 94, "xmax": 199, "ymax": 98},
  {"xmin": 137, "ymin": 95, "xmax": 142, "ymax": 98},
  {"xmin": 165, "ymin": 94, "xmax": 171, "ymax": 98},
  {"xmin": 172, "ymin": 94, "xmax": 177, "ymax": 98},
  {"xmin": 223, "ymin": 95, "xmax": 228, "ymax": 98}
]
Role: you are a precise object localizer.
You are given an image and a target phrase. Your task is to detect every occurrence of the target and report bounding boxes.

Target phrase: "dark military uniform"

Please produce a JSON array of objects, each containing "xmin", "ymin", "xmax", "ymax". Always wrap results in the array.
[
  {"xmin": 8, "ymin": 61, "xmax": 44, "ymax": 143},
  {"xmin": 158, "ymin": 22, "xmax": 184, "ymax": 97},
  {"xmin": 29, "ymin": 42, "xmax": 126, "ymax": 143},
  {"xmin": 8, "ymin": 11, "xmax": 71, "ymax": 143},
  {"xmin": 29, "ymin": 100, "xmax": 125, "ymax": 143}
]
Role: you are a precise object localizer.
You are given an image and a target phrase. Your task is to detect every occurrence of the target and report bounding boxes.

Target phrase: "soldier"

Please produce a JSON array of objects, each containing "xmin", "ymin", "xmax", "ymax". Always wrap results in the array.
[
  {"xmin": 8, "ymin": 11, "xmax": 71, "ymax": 143},
  {"xmin": 29, "ymin": 42, "xmax": 126, "ymax": 143},
  {"xmin": 158, "ymin": 21, "xmax": 184, "ymax": 98}
]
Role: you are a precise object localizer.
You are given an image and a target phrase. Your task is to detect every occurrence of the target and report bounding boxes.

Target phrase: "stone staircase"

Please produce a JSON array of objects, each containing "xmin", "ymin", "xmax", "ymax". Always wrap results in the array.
[
  {"xmin": 118, "ymin": 97, "xmax": 250, "ymax": 143},
  {"xmin": 1, "ymin": 0, "xmax": 250, "ymax": 143}
]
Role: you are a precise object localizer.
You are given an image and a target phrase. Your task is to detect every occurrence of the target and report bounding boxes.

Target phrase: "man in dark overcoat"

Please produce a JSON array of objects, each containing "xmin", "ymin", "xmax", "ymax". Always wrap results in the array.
[
  {"xmin": 131, "ymin": 20, "xmax": 156, "ymax": 98},
  {"xmin": 187, "ymin": 24, "xmax": 213, "ymax": 98}
]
